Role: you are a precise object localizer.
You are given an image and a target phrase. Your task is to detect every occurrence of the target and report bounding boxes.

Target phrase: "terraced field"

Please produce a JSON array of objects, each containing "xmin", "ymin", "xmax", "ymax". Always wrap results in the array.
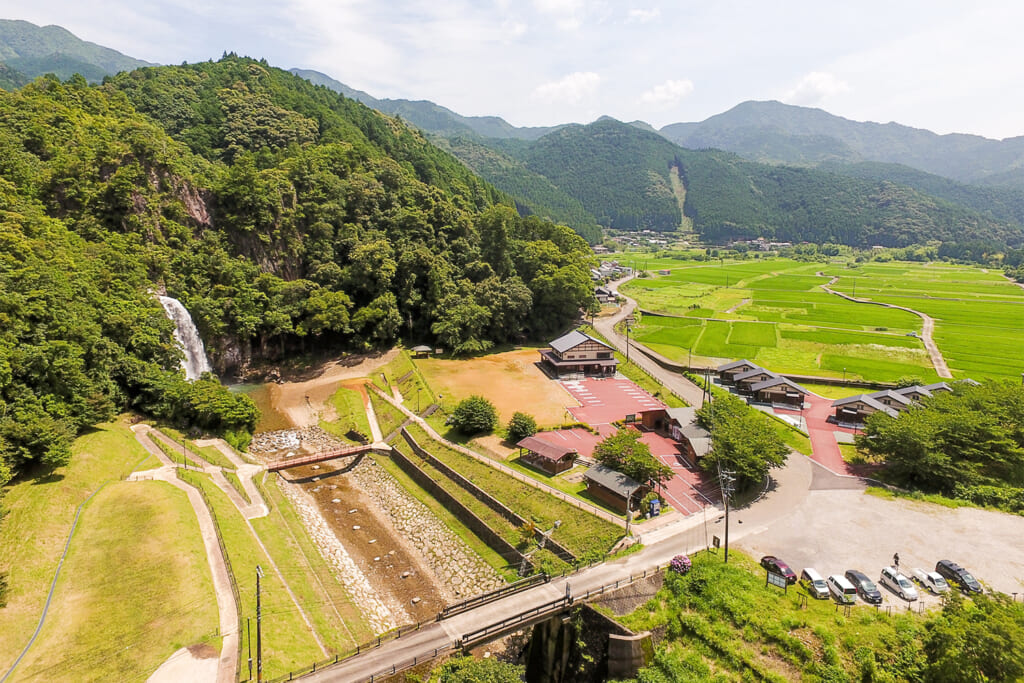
[{"xmin": 622, "ymin": 258, "xmax": 960, "ymax": 382}]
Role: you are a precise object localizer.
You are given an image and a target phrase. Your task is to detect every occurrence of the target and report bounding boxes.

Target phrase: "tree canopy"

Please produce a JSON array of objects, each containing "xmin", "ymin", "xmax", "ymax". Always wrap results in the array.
[
  {"xmin": 697, "ymin": 394, "xmax": 788, "ymax": 490},
  {"xmin": 593, "ymin": 428, "xmax": 673, "ymax": 486},
  {"xmin": 450, "ymin": 395, "xmax": 498, "ymax": 435}
]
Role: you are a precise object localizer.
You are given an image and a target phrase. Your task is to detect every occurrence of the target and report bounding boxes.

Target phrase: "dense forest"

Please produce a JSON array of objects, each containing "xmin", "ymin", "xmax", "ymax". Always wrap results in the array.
[{"xmin": 0, "ymin": 57, "xmax": 596, "ymax": 487}]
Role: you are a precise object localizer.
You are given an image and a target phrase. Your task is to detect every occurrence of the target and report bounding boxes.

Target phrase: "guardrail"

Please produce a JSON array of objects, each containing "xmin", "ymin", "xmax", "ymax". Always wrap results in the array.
[
  {"xmin": 266, "ymin": 445, "xmax": 373, "ymax": 472},
  {"xmin": 459, "ymin": 596, "xmax": 571, "ymax": 647},
  {"xmin": 437, "ymin": 573, "xmax": 550, "ymax": 620}
]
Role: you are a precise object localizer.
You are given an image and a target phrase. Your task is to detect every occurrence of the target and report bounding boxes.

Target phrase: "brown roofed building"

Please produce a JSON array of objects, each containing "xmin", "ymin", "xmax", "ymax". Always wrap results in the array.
[
  {"xmin": 517, "ymin": 436, "xmax": 577, "ymax": 475},
  {"xmin": 539, "ymin": 330, "xmax": 617, "ymax": 378},
  {"xmin": 583, "ymin": 465, "xmax": 648, "ymax": 515}
]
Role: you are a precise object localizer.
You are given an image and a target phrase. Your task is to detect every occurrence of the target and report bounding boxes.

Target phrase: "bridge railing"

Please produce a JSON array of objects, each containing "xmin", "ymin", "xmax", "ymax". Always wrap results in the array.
[
  {"xmin": 265, "ymin": 445, "xmax": 372, "ymax": 472},
  {"xmin": 437, "ymin": 573, "xmax": 550, "ymax": 621}
]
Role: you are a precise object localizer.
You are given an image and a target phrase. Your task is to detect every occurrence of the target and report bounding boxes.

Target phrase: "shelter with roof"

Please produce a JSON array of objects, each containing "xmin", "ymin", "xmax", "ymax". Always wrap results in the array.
[
  {"xmin": 583, "ymin": 464, "xmax": 648, "ymax": 514},
  {"xmin": 831, "ymin": 383, "xmax": 953, "ymax": 423},
  {"xmin": 637, "ymin": 406, "xmax": 711, "ymax": 467},
  {"xmin": 539, "ymin": 330, "xmax": 617, "ymax": 378},
  {"xmin": 748, "ymin": 376, "xmax": 808, "ymax": 407},
  {"xmin": 516, "ymin": 436, "xmax": 577, "ymax": 475}
]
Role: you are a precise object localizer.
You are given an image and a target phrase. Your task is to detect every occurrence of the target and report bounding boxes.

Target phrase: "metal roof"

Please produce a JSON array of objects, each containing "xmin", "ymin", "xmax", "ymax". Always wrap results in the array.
[
  {"xmin": 584, "ymin": 464, "xmax": 643, "ymax": 496},
  {"xmin": 665, "ymin": 407, "xmax": 698, "ymax": 424},
  {"xmin": 549, "ymin": 330, "xmax": 611, "ymax": 354},
  {"xmin": 517, "ymin": 436, "xmax": 576, "ymax": 461},
  {"xmin": 717, "ymin": 359, "xmax": 758, "ymax": 372},
  {"xmin": 733, "ymin": 367, "xmax": 776, "ymax": 382},
  {"xmin": 749, "ymin": 376, "xmax": 808, "ymax": 394},
  {"xmin": 832, "ymin": 394, "xmax": 898, "ymax": 418}
]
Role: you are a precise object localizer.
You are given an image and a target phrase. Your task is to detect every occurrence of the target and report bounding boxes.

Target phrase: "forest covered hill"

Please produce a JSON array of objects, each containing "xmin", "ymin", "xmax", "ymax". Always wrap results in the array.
[
  {"xmin": 0, "ymin": 19, "xmax": 152, "ymax": 83},
  {"xmin": 0, "ymin": 57, "xmax": 596, "ymax": 486}
]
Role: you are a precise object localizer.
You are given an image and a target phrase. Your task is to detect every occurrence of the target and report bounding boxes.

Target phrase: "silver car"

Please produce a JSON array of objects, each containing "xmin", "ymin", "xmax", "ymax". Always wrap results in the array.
[
  {"xmin": 912, "ymin": 568, "xmax": 949, "ymax": 594},
  {"xmin": 880, "ymin": 566, "xmax": 918, "ymax": 601}
]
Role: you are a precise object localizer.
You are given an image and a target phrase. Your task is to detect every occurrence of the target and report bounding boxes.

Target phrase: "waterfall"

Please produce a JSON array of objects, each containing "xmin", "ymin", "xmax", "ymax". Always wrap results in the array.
[{"xmin": 159, "ymin": 296, "xmax": 214, "ymax": 380}]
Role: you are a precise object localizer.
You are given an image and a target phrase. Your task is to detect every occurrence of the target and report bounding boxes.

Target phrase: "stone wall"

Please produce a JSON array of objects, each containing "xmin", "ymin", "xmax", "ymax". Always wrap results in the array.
[{"xmin": 401, "ymin": 428, "xmax": 577, "ymax": 564}]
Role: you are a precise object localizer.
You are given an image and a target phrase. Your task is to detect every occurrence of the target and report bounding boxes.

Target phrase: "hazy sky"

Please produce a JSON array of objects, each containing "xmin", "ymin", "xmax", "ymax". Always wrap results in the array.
[{"xmin": 5, "ymin": 0, "xmax": 1024, "ymax": 138}]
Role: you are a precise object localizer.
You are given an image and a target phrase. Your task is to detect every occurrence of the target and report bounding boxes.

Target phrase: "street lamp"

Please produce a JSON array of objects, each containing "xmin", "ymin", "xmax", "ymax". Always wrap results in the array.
[{"xmin": 625, "ymin": 322, "xmax": 632, "ymax": 364}]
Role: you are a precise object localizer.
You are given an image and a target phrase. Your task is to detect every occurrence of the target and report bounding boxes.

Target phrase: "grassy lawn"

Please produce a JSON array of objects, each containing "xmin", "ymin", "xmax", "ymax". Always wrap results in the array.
[
  {"xmin": 403, "ymin": 425, "xmax": 623, "ymax": 561},
  {"xmin": 223, "ymin": 470, "xmax": 251, "ymax": 504},
  {"xmin": 620, "ymin": 550, "xmax": 928, "ymax": 681},
  {"xmin": 320, "ymin": 384, "xmax": 373, "ymax": 444},
  {"xmin": 176, "ymin": 470, "xmax": 326, "ymax": 678},
  {"xmin": 13, "ymin": 481, "xmax": 219, "ymax": 682},
  {"xmin": 370, "ymin": 452, "xmax": 520, "ymax": 582},
  {"xmin": 251, "ymin": 475, "xmax": 373, "ymax": 650},
  {"xmin": 0, "ymin": 416, "xmax": 152, "ymax": 673},
  {"xmin": 369, "ymin": 390, "xmax": 407, "ymax": 439}
]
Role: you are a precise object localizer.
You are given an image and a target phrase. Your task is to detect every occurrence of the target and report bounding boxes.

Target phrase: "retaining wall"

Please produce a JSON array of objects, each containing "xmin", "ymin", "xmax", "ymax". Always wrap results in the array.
[{"xmin": 401, "ymin": 428, "xmax": 577, "ymax": 564}]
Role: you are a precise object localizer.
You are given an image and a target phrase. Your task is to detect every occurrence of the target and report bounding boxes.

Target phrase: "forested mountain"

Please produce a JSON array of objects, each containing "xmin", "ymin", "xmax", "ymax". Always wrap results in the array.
[
  {"xmin": 0, "ymin": 57, "xmax": 595, "ymax": 486},
  {"xmin": 661, "ymin": 100, "xmax": 1024, "ymax": 185},
  {"xmin": 289, "ymin": 68, "xmax": 561, "ymax": 140},
  {"xmin": 0, "ymin": 19, "xmax": 152, "ymax": 83}
]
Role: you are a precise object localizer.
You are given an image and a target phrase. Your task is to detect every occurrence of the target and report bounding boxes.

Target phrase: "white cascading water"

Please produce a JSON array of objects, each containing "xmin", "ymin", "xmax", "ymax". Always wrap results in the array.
[{"xmin": 158, "ymin": 296, "xmax": 214, "ymax": 380}]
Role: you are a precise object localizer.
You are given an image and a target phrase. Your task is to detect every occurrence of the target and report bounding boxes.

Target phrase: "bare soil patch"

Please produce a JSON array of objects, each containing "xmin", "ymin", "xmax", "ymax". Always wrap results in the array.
[
  {"xmin": 294, "ymin": 461, "xmax": 446, "ymax": 621},
  {"xmin": 415, "ymin": 348, "xmax": 577, "ymax": 427}
]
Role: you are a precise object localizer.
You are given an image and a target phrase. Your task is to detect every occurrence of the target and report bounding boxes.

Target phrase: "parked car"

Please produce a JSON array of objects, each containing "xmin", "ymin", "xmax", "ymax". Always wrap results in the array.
[
  {"xmin": 827, "ymin": 574, "xmax": 857, "ymax": 604},
  {"xmin": 879, "ymin": 566, "xmax": 918, "ymax": 601},
  {"xmin": 911, "ymin": 568, "xmax": 949, "ymax": 594},
  {"xmin": 935, "ymin": 560, "xmax": 982, "ymax": 594},
  {"xmin": 845, "ymin": 569, "xmax": 883, "ymax": 605},
  {"xmin": 801, "ymin": 568, "xmax": 830, "ymax": 599},
  {"xmin": 760, "ymin": 556, "xmax": 797, "ymax": 584}
]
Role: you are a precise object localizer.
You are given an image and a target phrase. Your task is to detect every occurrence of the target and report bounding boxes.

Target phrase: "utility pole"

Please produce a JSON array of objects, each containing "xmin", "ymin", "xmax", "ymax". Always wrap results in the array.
[
  {"xmin": 256, "ymin": 565, "xmax": 264, "ymax": 683},
  {"xmin": 247, "ymin": 617, "xmax": 252, "ymax": 681},
  {"xmin": 625, "ymin": 322, "xmax": 631, "ymax": 365},
  {"xmin": 719, "ymin": 470, "xmax": 735, "ymax": 564}
]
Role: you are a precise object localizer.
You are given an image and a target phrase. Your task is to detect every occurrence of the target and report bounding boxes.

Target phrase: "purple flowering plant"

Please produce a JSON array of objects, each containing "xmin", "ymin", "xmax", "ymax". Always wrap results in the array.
[{"xmin": 669, "ymin": 554, "xmax": 692, "ymax": 575}]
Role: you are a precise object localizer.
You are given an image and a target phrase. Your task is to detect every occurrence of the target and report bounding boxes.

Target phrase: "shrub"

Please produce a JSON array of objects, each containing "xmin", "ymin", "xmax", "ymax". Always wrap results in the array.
[
  {"xmin": 507, "ymin": 412, "xmax": 538, "ymax": 442},
  {"xmin": 450, "ymin": 395, "xmax": 498, "ymax": 435},
  {"xmin": 670, "ymin": 554, "xmax": 692, "ymax": 575}
]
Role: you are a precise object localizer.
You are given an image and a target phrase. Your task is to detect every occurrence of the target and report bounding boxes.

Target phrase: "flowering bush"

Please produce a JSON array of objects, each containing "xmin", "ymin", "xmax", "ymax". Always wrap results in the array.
[{"xmin": 669, "ymin": 554, "xmax": 692, "ymax": 575}]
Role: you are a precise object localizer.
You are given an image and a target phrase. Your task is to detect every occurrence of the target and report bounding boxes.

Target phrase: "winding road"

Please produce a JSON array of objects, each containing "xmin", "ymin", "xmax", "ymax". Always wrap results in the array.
[{"xmin": 819, "ymin": 274, "xmax": 952, "ymax": 379}]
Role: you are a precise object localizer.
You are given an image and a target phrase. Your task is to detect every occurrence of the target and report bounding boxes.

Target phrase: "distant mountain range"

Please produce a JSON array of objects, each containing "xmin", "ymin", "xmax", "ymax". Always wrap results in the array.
[
  {"xmin": 0, "ymin": 19, "xmax": 152, "ymax": 84},
  {"xmin": 2, "ymin": 21, "xmax": 1022, "ymax": 249}
]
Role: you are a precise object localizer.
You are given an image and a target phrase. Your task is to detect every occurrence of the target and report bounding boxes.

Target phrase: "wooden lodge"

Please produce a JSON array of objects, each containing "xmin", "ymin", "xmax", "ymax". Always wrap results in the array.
[
  {"xmin": 540, "ymin": 330, "xmax": 618, "ymax": 378},
  {"xmin": 583, "ymin": 464, "xmax": 648, "ymax": 515},
  {"xmin": 831, "ymin": 382, "xmax": 953, "ymax": 424},
  {"xmin": 516, "ymin": 436, "xmax": 577, "ymax": 475}
]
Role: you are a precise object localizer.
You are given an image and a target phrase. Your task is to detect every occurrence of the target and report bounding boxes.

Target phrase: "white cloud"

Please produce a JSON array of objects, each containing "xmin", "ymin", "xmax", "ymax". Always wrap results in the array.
[
  {"xmin": 640, "ymin": 78, "xmax": 694, "ymax": 106},
  {"xmin": 531, "ymin": 71, "xmax": 601, "ymax": 104},
  {"xmin": 532, "ymin": 0, "xmax": 585, "ymax": 30},
  {"xmin": 783, "ymin": 71, "xmax": 851, "ymax": 106},
  {"xmin": 627, "ymin": 8, "xmax": 660, "ymax": 23}
]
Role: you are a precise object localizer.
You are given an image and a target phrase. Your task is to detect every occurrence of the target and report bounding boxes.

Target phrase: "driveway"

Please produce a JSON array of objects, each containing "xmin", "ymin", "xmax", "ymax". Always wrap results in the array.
[{"xmin": 773, "ymin": 392, "xmax": 858, "ymax": 476}]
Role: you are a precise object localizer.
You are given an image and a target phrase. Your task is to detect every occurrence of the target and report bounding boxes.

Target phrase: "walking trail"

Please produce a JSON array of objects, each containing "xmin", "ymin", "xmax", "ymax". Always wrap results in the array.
[{"xmin": 819, "ymin": 274, "xmax": 952, "ymax": 379}]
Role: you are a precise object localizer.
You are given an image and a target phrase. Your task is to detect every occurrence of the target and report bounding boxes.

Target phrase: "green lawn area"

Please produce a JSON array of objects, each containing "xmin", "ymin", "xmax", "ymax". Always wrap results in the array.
[
  {"xmin": 621, "ymin": 550, "xmax": 929, "ymax": 682},
  {"xmin": 369, "ymin": 390, "xmax": 407, "ymax": 438},
  {"xmin": 223, "ymin": 470, "xmax": 251, "ymax": 504},
  {"xmin": 402, "ymin": 424, "xmax": 623, "ymax": 562},
  {"xmin": 13, "ymin": 481, "xmax": 219, "ymax": 682},
  {"xmin": 0, "ymin": 416, "xmax": 154, "ymax": 674},
  {"xmin": 320, "ymin": 385, "xmax": 373, "ymax": 443},
  {"xmin": 176, "ymin": 470, "xmax": 327, "ymax": 678}
]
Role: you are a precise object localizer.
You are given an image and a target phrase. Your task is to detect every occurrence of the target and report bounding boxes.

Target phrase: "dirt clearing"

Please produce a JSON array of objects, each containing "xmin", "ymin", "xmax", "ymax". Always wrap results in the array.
[{"xmin": 414, "ymin": 348, "xmax": 577, "ymax": 427}]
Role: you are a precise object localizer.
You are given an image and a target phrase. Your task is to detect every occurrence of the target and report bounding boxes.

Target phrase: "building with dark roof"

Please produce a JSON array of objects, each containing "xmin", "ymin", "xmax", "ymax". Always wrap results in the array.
[
  {"xmin": 583, "ymin": 464, "xmax": 647, "ymax": 514},
  {"xmin": 830, "ymin": 382, "xmax": 955, "ymax": 423},
  {"xmin": 517, "ymin": 436, "xmax": 577, "ymax": 475},
  {"xmin": 539, "ymin": 330, "xmax": 617, "ymax": 378},
  {"xmin": 749, "ymin": 376, "xmax": 809, "ymax": 407},
  {"xmin": 717, "ymin": 359, "xmax": 761, "ymax": 384}
]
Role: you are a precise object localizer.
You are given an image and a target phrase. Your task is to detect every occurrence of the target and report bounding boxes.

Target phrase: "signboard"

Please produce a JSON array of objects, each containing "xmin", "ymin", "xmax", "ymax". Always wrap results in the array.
[
  {"xmin": 625, "ymin": 414, "xmax": 636, "ymax": 424},
  {"xmin": 766, "ymin": 571, "xmax": 788, "ymax": 591},
  {"xmin": 712, "ymin": 535, "xmax": 720, "ymax": 549}
]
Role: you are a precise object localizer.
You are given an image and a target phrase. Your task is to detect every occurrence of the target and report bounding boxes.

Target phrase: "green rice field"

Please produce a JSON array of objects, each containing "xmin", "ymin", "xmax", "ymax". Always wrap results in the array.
[{"xmin": 621, "ymin": 256, "xmax": 1022, "ymax": 382}]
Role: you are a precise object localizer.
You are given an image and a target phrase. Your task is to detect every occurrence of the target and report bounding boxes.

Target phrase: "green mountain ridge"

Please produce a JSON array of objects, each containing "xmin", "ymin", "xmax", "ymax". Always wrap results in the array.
[{"xmin": 0, "ymin": 19, "xmax": 153, "ymax": 83}]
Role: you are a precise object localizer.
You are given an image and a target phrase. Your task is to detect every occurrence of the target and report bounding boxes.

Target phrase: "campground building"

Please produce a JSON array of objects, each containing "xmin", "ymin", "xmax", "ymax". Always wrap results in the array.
[
  {"xmin": 831, "ymin": 382, "xmax": 953, "ymax": 424},
  {"xmin": 583, "ymin": 464, "xmax": 648, "ymax": 515},
  {"xmin": 637, "ymin": 406, "xmax": 711, "ymax": 467},
  {"xmin": 540, "ymin": 330, "xmax": 618, "ymax": 378},
  {"xmin": 516, "ymin": 436, "xmax": 577, "ymax": 475}
]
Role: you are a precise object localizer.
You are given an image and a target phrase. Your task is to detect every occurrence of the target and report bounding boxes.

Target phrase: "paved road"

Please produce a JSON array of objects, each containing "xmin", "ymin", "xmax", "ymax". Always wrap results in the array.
[
  {"xmin": 773, "ymin": 394, "xmax": 858, "ymax": 476},
  {"xmin": 304, "ymin": 453, "xmax": 814, "ymax": 682},
  {"xmin": 594, "ymin": 276, "xmax": 707, "ymax": 407}
]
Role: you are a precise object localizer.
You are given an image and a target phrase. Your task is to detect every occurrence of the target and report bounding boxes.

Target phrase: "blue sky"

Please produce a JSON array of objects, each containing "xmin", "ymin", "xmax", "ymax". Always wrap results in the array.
[{"xmin": 6, "ymin": 0, "xmax": 1024, "ymax": 138}]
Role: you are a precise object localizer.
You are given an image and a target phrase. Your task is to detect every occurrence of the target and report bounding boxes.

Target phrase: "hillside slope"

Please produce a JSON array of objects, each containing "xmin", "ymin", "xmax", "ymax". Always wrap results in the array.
[{"xmin": 0, "ymin": 19, "xmax": 153, "ymax": 82}]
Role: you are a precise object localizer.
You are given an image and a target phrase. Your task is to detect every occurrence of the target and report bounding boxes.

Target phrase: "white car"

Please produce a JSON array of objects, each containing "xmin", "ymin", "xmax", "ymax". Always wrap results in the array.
[
  {"xmin": 880, "ymin": 566, "xmax": 918, "ymax": 601},
  {"xmin": 911, "ymin": 568, "xmax": 950, "ymax": 594}
]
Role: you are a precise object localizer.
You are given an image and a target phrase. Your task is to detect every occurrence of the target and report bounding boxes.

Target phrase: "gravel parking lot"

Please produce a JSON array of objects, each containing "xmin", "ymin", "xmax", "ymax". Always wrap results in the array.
[{"xmin": 735, "ymin": 464, "xmax": 1024, "ymax": 608}]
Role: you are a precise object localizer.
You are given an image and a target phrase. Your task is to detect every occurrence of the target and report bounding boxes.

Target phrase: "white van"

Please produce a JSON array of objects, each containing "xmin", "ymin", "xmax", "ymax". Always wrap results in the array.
[
  {"xmin": 879, "ymin": 566, "xmax": 918, "ymax": 601},
  {"xmin": 827, "ymin": 574, "xmax": 857, "ymax": 604},
  {"xmin": 801, "ymin": 568, "xmax": 829, "ymax": 600}
]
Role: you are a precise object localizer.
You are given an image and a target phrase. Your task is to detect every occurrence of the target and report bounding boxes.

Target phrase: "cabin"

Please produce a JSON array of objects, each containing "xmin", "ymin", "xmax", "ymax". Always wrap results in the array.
[
  {"xmin": 749, "ymin": 376, "xmax": 808, "ymax": 407},
  {"xmin": 678, "ymin": 422, "xmax": 712, "ymax": 466},
  {"xmin": 595, "ymin": 286, "xmax": 615, "ymax": 304},
  {"xmin": 638, "ymin": 406, "xmax": 710, "ymax": 467},
  {"xmin": 831, "ymin": 382, "xmax": 956, "ymax": 424},
  {"xmin": 539, "ymin": 330, "xmax": 618, "ymax": 378},
  {"xmin": 583, "ymin": 465, "xmax": 648, "ymax": 515},
  {"xmin": 717, "ymin": 359, "xmax": 761, "ymax": 385},
  {"xmin": 733, "ymin": 368, "xmax": 779, "ymax": 395},
  {"xmin": 516, "ymin": 436, "xmax": 577, "ymax": 475}
]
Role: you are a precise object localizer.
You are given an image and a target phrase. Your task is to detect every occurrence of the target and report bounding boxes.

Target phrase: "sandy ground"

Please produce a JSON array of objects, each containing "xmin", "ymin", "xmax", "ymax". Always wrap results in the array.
[
  {"xmin": 737, "ymin": 479, "xmax": 1024, "ymax": 606},
  {"xmin": 267, "ymin": 351, "xmax": 398, "ymax": 428},
  {"xmin": 414, "ymin": 348, "xmax": 578, "ymax": 426},
  {"xmin": 147, "ymin": 645, "xmax": 218, "ymax": 683}
]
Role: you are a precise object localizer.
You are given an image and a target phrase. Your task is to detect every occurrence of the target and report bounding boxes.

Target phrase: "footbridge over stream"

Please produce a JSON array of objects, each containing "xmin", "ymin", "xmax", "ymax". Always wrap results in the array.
[{"xmin": 265, "ymin": 443, "xmax": 387, "ymax": 472}]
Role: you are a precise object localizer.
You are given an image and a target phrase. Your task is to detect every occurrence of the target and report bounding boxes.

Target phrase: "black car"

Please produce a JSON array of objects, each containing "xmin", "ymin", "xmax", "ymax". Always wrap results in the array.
[
  {"xmin": 845, "ymin": 569, "xmax": 883, "ymax": 604},
  {"xmin": 935, "ymin": 560, "xmax": 983, "ymax": 593},
  {"xmin": 760, "ymin": 555, "xmax": 797, "ymax": 584}
]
